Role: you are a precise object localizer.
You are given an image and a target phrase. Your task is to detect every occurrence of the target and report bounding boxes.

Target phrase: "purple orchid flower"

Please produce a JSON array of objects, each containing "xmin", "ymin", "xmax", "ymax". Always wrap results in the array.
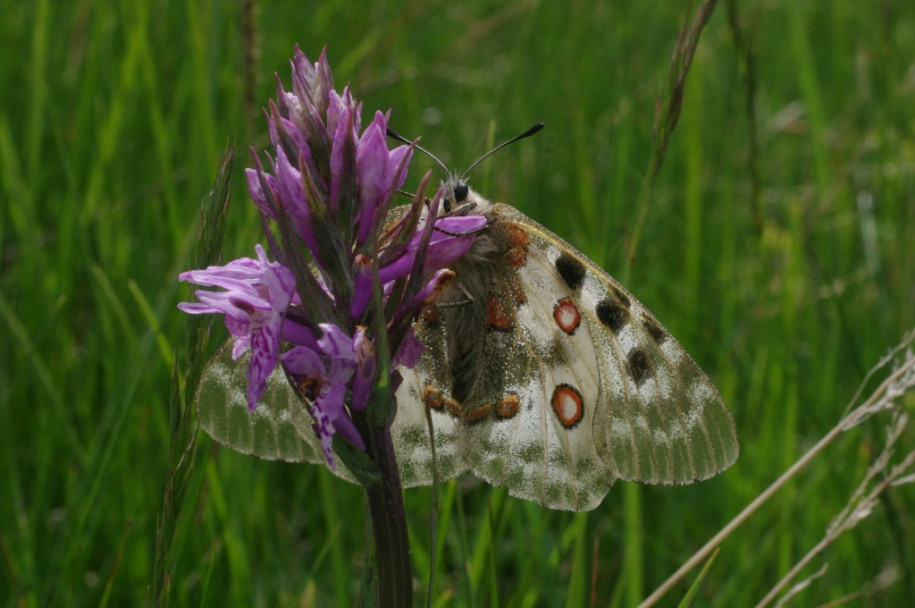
[
  {"xmin": 178, "ymin": 244, "xmax": 295, "ymax": 411},
  {"xmin": 281, "ymin": 325, "xmax": 371, "ymax": 469},
  {"xmin": 179, "ymin": 46, "xmax": 486, "ymax": 471}
]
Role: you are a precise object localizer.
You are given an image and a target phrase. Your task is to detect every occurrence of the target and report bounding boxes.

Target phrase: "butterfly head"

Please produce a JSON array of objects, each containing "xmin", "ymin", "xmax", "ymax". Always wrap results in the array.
[
  {"xmin": 451, "ymin": 180, "xmax": 469, "ymax": 206},
  {"xmin": 386, "ymin": 123, "xmax": 544, "ymax": 217},
  {"xmin": 441, "ymin": 174, "xmax": 493, "ymax": 217}
]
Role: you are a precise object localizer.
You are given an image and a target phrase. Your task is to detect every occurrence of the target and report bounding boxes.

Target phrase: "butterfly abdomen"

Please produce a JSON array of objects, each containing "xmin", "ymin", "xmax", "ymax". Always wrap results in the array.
[
  {"xmin": 440, "ymin": 230, "xmax": 499, "ymax": 405},
  {"xmin": 438, "ymin": 209, "xmax": 535, "ymax": 411}
]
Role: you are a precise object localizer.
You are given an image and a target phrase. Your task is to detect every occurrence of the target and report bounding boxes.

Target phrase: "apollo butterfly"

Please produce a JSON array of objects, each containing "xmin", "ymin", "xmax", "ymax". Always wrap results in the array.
[{"xmin": 196, "ymin": 126, "xmax": 739, "ymax": 511}]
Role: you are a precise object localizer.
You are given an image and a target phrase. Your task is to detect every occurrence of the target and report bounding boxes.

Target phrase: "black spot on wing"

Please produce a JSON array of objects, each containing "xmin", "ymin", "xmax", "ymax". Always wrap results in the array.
[
  {"xmin": 609, "ymin": 285, "xmax": 631, "ymax": 308},
  {"xmin": 555, "ymin": 253, "xmax": 586, "ymax": 291},
  {"xmin": 643, "ymin": 318, "xmax": 667, "ymax": 344},
  {"xmin": 628, "ymin": 347, "xmax": 652, "ymax": 384},
  {"xmin": 596, "ymin": 297, "xmax": 630, "ymax": 334}
]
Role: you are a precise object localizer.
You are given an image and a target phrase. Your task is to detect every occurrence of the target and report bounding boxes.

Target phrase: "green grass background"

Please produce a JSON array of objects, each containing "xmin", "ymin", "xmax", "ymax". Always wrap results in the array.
[{"xmin": 2, "ymin": 0, "xmax": 914, "ymax": 605}]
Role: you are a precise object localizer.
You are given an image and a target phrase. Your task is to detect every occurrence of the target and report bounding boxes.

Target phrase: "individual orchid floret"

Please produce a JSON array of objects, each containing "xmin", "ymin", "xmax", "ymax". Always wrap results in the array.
[
  {"xmin": 178, "ymin": 244, "xmax": 296, "ymax": 410},
  {"xmin": 281, "ymin": 324, "xmax": 372, "ymax": 469}
]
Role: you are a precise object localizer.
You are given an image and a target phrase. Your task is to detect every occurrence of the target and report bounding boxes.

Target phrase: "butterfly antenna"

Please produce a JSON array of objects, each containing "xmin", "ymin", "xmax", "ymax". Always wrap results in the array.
[
  {"xmin": 460, "ymin": 122, "xmax": 544, "ymax": 180},
  {"xmin": 386, "ymin": 127, "xmax": 450, "ymax": 176}
]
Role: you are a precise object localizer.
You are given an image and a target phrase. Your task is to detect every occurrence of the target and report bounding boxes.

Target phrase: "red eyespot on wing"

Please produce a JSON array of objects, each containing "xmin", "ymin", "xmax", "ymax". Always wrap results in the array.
[
  {"xmin": 552, "ymin": 297, "xmax": 581, "ymax": 335},
  {"xmin": 551, "ymin": 384, "xmax": 583, "ymax": 429},
  {"xmin": 496, "ymin": 393, "xmax": 520, "ymax": 418},
  {"xmin": 504, "ymin": 224, "xmax": 531, "ymax": 269},
  {"xmin": 486, "ymin": 296, "xmax": 514, "ymax": 330}
]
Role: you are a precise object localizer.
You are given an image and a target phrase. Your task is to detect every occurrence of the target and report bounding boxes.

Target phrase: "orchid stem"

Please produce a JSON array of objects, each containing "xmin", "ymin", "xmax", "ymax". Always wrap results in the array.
[{"xmin": 364, "ymin": 420, "xmax": 412, "ymax": 607}]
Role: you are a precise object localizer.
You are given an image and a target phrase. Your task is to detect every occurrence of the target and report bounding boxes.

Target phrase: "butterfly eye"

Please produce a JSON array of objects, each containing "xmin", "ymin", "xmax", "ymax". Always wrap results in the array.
[{"xmin": 453, "ymin": 182, "xmax": 469, "ymax": 203}]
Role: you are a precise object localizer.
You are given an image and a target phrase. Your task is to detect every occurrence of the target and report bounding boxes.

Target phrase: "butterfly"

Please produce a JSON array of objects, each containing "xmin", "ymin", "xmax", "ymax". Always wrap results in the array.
[{"xmin": 196, "ymin": 126, "xmax": 739, "ymax": 511}]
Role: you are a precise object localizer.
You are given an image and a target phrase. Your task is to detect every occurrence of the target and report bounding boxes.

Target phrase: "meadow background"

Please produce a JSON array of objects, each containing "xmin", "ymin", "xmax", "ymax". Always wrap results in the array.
[{"xmin": 2, "ymin": 0, "xmax": 914, "ymax": 605}]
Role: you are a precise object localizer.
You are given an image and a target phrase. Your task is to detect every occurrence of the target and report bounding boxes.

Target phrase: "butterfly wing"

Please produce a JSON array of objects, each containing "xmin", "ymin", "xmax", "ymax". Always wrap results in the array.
[
  {"xmin": 195, "ymin": 334, "xmax": 472, "ymax": 489},
  {"xmin": 196, "ymin": 340, "xmax": 361, "ymax": 483},
  {"xmin": 485, "ymin": 204, "xmax": 738, "ymax": 505},
  {"xmin": 389, "ymin": 360, "xmax": 469, "ymax": 488},
  {"xmin": 391, "ymin": 203, "xmax": 738, "ymax": 511},
  {"xmin": 195, "ymin": 335, "xmax": 469, "ymax": 487}
]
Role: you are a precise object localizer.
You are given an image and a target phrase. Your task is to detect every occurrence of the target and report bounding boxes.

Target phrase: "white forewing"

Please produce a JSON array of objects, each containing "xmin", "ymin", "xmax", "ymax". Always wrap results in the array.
[
  {"xmin": 460, "ymin": 238, "xmax": 611, "ymax": 509},
  {"xmin": 382, "ymin": 202, "xmax": 737, "ymax": 510},
  {"xmin": 494, "ymin": 204, "xmax": 738, "ymax": 489}
]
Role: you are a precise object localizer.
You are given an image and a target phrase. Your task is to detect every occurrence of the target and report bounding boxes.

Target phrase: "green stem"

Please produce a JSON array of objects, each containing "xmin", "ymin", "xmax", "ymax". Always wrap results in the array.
[{"xmin": 364, "ymin": 422, "xmax": 412, "ymax": 606}]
